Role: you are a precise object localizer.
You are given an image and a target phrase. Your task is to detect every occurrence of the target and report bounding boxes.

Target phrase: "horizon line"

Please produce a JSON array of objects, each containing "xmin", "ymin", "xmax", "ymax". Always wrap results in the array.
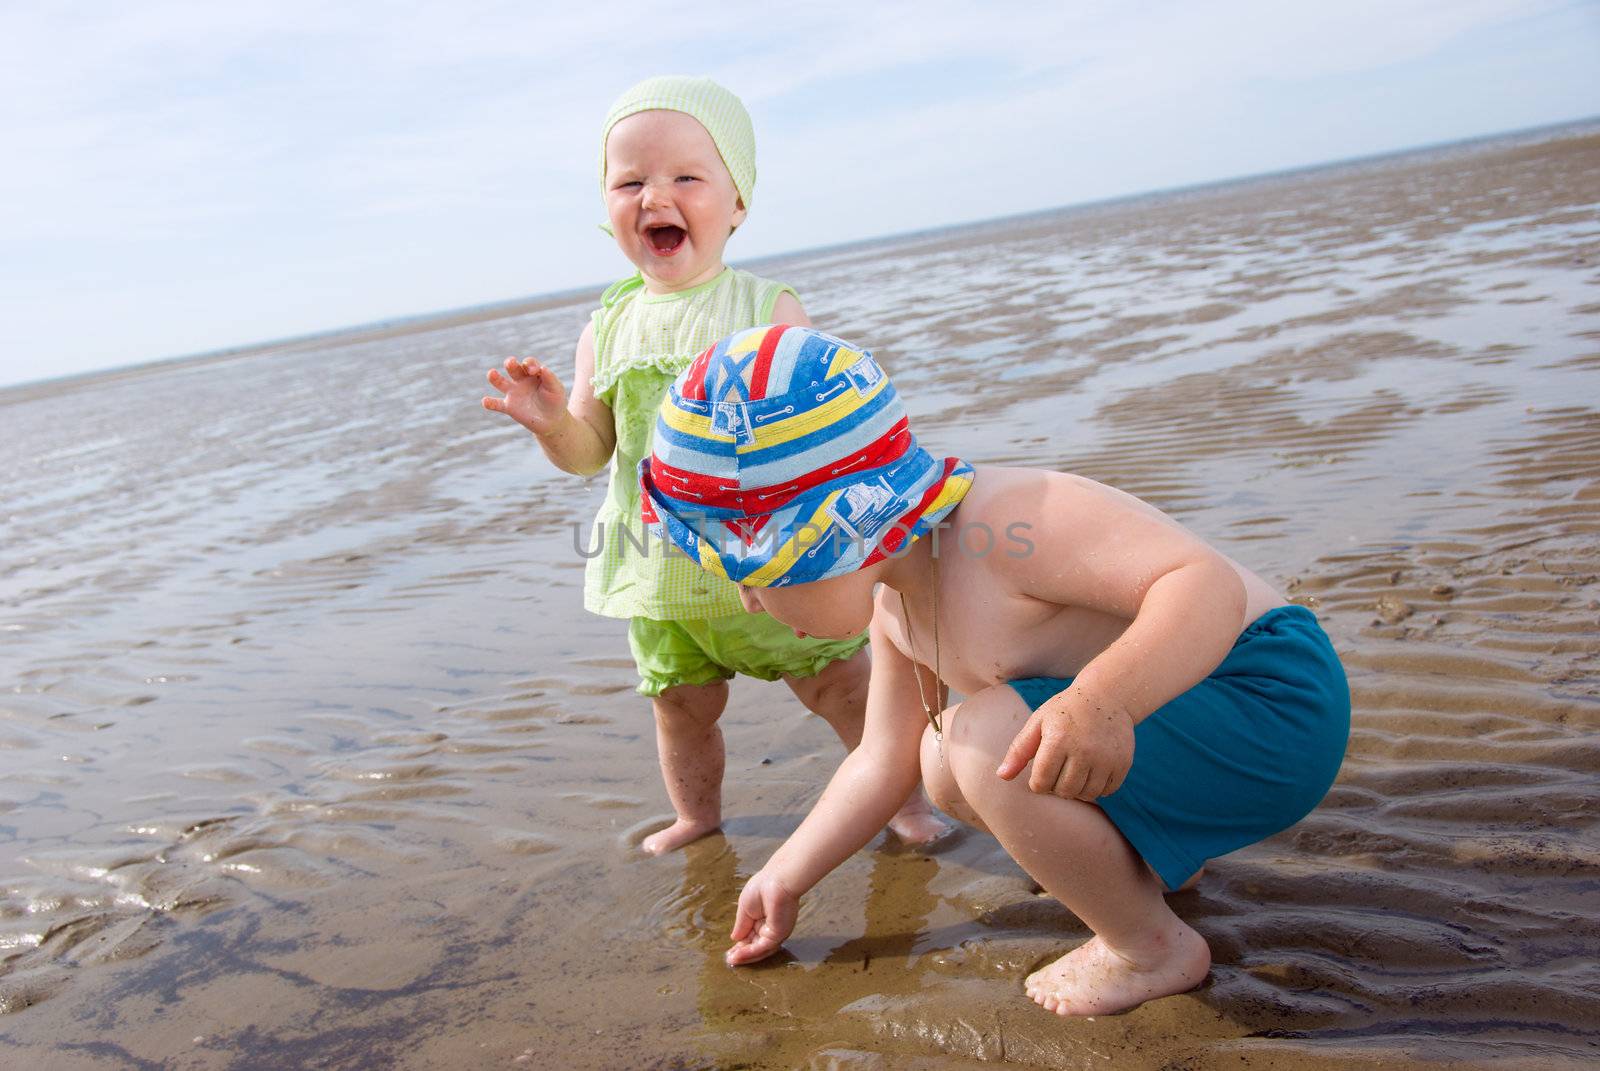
[{"xmin": 5, "ymin": 113, "xmax": 1596, "ymax": 399}]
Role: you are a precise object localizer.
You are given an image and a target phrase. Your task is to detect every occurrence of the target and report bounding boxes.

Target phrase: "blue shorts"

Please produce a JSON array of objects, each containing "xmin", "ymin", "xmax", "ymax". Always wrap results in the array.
[{"xmin": 1008, "ymin": 604, "xmax": 1350, "ymax": 891}]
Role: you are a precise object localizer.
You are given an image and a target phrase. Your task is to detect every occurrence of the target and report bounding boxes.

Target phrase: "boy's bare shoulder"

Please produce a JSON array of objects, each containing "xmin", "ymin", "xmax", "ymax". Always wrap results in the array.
[
  {"xmin": 959, "ymin": 465, "xmax": 1107, "ymax": 531},
  {"xmin": 958, "ymin": 464, "xmax": 1214, "ymax": 608},
  {"xmin": 946, "ymin": 466, "xmax": 1105, "ymax": 587}
]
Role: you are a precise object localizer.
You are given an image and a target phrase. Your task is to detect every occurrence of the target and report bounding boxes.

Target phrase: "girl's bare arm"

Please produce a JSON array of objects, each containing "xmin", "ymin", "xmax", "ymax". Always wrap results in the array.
[{"xmin": 482, "ymin": 320, "xmax": 616, "ymax": 476}]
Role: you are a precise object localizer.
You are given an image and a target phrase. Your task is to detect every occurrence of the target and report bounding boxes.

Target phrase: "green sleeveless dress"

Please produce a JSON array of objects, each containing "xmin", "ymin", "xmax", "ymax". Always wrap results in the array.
[{"xmin": 583, "ymin": 267, "xmax": 794, "ymax": 621}]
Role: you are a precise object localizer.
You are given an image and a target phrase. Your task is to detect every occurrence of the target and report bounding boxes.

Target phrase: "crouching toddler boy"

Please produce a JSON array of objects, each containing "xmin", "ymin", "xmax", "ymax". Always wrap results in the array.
[{"xmin": 639, "ymin": 325, "xmax": 1350, "ymax": 1016}]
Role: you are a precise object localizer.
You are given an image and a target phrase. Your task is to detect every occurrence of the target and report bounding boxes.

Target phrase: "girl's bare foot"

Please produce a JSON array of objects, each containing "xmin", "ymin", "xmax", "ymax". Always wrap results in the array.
[
  {"xmin": 886, "ymin": 795, "xmax": 951, "ymax": 845},
  {"xmin": 641, "ymin": 817, "xmax": 720, "ymax": 855},
  {"xmin": 1024, "ymin": 924, "xmax": 1211, "ymax": 1016}
]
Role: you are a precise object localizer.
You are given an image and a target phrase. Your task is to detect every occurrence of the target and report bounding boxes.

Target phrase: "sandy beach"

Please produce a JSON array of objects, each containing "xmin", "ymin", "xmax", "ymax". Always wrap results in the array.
[{"xmin": 1, "ymin": 124, "xmax": 1597, "ymax": 1069}]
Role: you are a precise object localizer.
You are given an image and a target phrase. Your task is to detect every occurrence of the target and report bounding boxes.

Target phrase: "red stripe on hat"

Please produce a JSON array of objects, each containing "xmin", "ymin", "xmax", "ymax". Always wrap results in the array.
[
  {"xmin": 680, "ymin": 341, "xmax": 718, "ymax": 401},
  {"xmin": 723, "ymin": 514, "xmax": 772, "ymax": 547},
  {"xmin": 639, "ymin": 468, "xmax": 661, "ymax": 523},
  {"xmin": 747, "ymin": 325, "xmax": 788, "ymax": 399},
  {"xmin": 651, "ymin": 418, "xmax": 911, "ymax": 514},
  {"xmin": 862, "ymin": 456, "xmax": 961, "ymax": 568}
]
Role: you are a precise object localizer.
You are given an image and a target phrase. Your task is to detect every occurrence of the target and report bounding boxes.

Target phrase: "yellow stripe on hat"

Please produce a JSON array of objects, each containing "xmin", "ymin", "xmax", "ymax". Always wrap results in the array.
[
  {"xmin": 743, "ymin": 374, "xmax": 888, "ymax": 452},
  {"xmin": 659, "ymin": 400, "xmax": 725, "ymax": 442},
  {"xmin": 741, "ymin": 493, "xmax": 841, "ymax": 587},
  {"xmin": 924, "ymin": 468, "xmax": 973, "ymax": 516},
  {"xmin": 697, "ymin": 532, "xmax": 731, "ymax": 580},
  {"xmin": 825, "ymin": 346, "xmax": 866, "ymax": 377},
  {"xmin": 726, "ymin": 331, "xmax": 764, "ymax": 356}
]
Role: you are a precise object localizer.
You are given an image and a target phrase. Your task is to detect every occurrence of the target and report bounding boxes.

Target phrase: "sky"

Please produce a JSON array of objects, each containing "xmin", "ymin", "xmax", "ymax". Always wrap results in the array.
[{"xmin": 1, "ymin": 1, "xmax": 1597, "ymax": 390}]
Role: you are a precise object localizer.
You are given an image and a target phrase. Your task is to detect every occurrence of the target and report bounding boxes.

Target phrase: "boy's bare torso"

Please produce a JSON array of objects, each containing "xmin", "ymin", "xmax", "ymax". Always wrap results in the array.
[{"xmin": 877, "ymin": 467, "xmax": 1285, "ymax": 696}]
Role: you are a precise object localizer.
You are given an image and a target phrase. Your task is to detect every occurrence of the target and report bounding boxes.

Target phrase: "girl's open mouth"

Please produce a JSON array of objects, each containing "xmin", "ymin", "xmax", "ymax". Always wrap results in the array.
[{"xmin": 646, "ymin": 225, "xmax": 686, "ymax": 256}]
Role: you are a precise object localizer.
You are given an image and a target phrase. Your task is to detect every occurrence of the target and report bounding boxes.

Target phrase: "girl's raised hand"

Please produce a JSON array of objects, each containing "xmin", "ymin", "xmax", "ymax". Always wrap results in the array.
[{"xmin": 483, "ymin": 357, "xmax": 569, "ymax": 435}]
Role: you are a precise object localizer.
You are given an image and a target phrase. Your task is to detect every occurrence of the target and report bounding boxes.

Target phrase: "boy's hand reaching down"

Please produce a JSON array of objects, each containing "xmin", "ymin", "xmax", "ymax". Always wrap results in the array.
[
  {"xmin": 726, "ymin": 870, "xmax": 799, "ymax": 966},
  {"xmin": 996, "ymin": 687, "xmax": 1135, "ymax": 802},
  {"xmin": 483, "ymin": 357, "xmax": 569, "ymax": 436}
]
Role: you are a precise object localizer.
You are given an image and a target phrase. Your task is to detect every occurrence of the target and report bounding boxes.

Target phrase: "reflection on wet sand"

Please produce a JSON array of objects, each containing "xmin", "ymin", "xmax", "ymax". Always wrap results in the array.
[{"xmin": 1, "ymin": 124, "xmax": 1597, "ymax": 1067}]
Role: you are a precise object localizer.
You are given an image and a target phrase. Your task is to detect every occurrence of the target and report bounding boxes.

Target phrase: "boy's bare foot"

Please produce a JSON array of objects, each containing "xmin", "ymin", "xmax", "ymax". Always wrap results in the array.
[
  {"xmin": 641, "ymin": 818, "xmax": 720, "ymax": 855},
  {"xmin": 1024, "ymin": 925, "xmax": 1211, "ymax": 1017}
]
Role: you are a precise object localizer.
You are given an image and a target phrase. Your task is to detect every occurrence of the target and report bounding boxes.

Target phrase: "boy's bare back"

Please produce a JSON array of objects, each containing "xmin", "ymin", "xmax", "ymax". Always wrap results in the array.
[{"xmin": 876, "ymin": 466, "xmax": 1286, "ymax": 697}]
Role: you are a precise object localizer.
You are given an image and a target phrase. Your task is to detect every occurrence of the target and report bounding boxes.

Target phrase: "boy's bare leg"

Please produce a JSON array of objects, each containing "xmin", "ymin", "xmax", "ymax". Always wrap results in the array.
[
  {"xmin": 932, "ymin": 686, "xmax": 1211, "ymax": 1016},
  {"xmin": 783, "ymin": 650, "xmax": 951, "ymax": 845},
  {"xmin": 642, "ymin": 679, "xmax": 729, "ymax": 855}
]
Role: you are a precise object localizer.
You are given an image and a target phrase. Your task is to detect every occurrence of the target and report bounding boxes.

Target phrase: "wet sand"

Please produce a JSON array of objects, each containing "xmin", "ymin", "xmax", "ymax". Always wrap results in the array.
[{"xmin": 1, "ymin": 125, "xmax": 1597, "ymax": 1068}]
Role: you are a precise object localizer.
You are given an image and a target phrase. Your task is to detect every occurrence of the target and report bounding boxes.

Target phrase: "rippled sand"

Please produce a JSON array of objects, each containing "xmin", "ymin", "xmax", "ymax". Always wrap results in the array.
[{"xmin": 2, "ymin": 126, "xmax": 1597, "ymax": 1068}]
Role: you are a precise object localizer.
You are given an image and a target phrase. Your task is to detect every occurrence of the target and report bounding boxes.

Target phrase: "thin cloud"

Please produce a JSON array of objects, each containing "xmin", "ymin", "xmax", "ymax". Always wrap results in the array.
[{"xmin": 0, "ymin": 0, "xmax": 1594, "ymax": 386}]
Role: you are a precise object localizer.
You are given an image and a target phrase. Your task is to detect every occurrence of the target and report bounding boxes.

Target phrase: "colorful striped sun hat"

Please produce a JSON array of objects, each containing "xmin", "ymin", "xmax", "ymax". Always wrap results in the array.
[{"xmin": 639, "ymin": 325, "xmax": 974, "ymax": 588}]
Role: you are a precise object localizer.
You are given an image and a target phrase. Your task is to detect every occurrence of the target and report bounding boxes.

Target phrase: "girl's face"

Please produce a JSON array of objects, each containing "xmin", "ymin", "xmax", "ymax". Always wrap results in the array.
[
  {"xmin": 603, "ymin": 110, "xmax": 746, "ymax": 294},
  {"xmin": 736, "ymin": 571, "xmax": 877, "ymax": 640}
]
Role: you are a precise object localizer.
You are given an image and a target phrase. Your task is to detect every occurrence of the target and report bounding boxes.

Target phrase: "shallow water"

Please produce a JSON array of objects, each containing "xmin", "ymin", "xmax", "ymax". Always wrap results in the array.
[{"xmin": 1, "ymin": 126, "xmax": 1598, "ymax": 1069}]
